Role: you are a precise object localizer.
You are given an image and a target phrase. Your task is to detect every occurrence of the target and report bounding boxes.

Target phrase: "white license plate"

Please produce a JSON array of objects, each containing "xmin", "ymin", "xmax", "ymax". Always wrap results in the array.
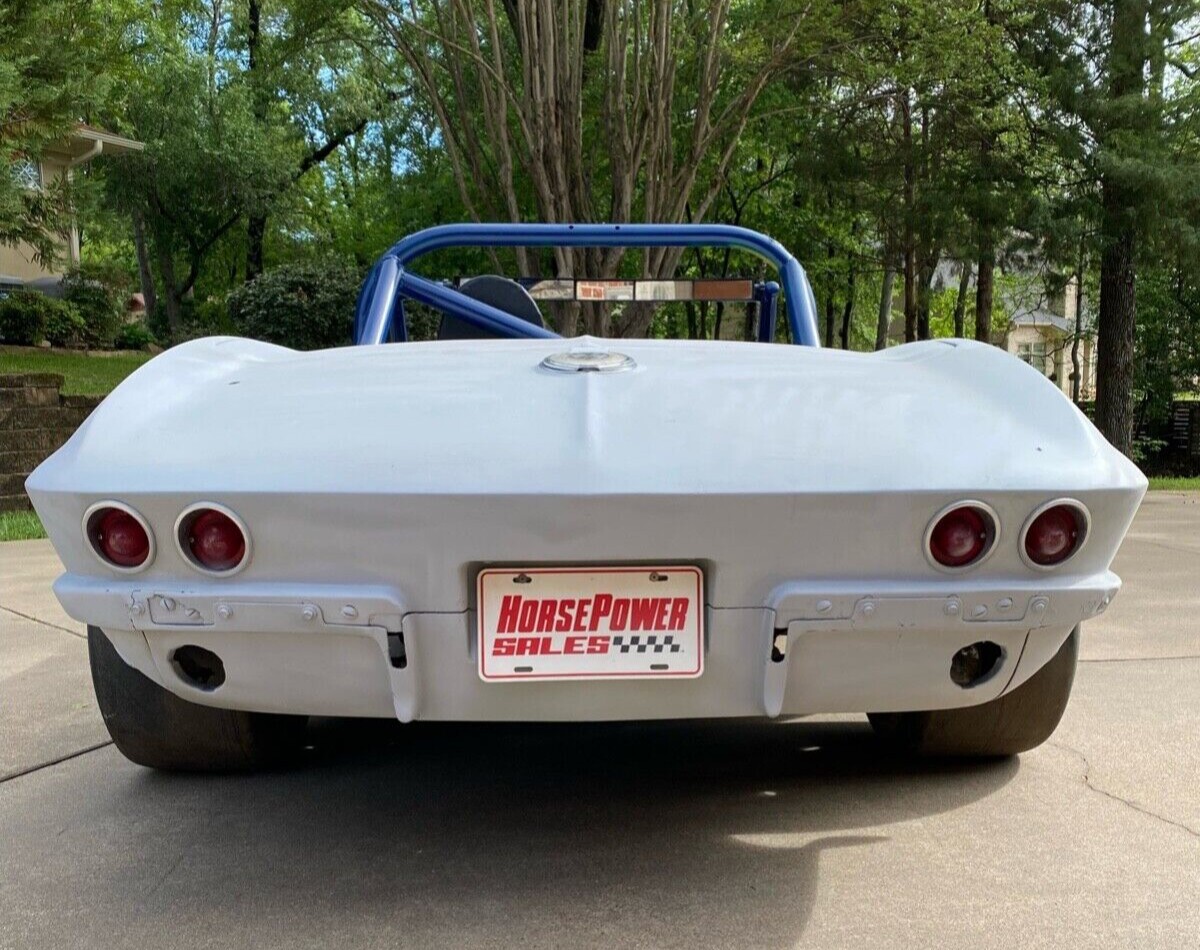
[{"xmin": 477, "ymin": 566, "xmax": 704, "ymax": 682}]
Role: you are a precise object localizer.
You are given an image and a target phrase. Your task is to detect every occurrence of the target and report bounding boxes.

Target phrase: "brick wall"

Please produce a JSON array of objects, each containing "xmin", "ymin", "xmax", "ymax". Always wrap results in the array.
[{"xmin": 0, "ymin": 374, "xmax": 102, "ymax": 512}]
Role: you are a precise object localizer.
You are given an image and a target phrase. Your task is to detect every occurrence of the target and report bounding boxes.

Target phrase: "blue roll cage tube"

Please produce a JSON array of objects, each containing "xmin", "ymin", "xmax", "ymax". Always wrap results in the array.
[{"xmin": 353, "ymin": 223, "xmax": 821, "ymax": 347}]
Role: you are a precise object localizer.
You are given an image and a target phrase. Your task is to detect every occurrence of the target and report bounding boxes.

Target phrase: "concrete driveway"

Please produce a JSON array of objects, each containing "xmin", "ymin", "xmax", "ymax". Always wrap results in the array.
[{"xmin": 1, "ymin": 494, "xmax": 1197, "ymax": 949}]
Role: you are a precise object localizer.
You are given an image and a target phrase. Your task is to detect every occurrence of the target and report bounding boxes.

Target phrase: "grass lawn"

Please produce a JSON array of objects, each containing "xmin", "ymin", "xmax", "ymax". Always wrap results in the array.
[
  {"xmin": 1147, "ymin": 476, "xmax": 1200, "ymax": 491},
  {"xmin": 0, "ymin": 510, "xmax": 46, "ymax": 541},
  {"xmin": 0, "ymin": 346, "xmax": 152, "ymax": 395}
]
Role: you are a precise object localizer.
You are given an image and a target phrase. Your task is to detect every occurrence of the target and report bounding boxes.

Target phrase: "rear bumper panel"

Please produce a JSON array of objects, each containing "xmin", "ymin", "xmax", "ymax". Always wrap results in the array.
[{"xmin": 64, "ymin": 571, "xmax": 1117, "ymax": 721}]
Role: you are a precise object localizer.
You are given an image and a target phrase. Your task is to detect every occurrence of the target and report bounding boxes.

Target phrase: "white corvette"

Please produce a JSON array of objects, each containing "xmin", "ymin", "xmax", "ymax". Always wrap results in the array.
[{"xmin": 26, "ymin": 224, "xmax": 1146, "ymax": 770}]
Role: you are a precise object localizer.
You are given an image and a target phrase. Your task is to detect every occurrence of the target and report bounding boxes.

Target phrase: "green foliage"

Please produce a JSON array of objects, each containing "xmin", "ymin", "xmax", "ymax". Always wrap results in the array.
[
  {"xmin": 90, "ymin": 1, "xmax": 391, "ymax": 339},
  {"xmin": 114, "ymin": 322, "xmax": 155, "ymax": 351},
  {"xmin": 1135, "ymin": 263, "xmax": 1200, "ymax": 420},
  {"xmin": 144, "ymin": 296, "xmax": 221, "ymax": 344},
  {"xmin": 0, "ymin": 0, "xmax": 121, "ymax": 266},
  {"xmin": 1130, "ymin": 434, "xmax": 1168, "ymax": 465},
  {"xmin": 42, "ymin": 299, "xmax": 87, "ymax": 347},
  {"xmin": 61, "ymin": 267, "xmax": 126, "ymax": 348},
  {"xmin": 227, "ymin": 260, "xmax": 363, "ymax": 350},
  {"xmin": 0, "ymin": 291, "xmax": 46, "ymax": 345},
  {"xmin": 0, "ymin": 290, "xmax": 82, "ymax": 346}
]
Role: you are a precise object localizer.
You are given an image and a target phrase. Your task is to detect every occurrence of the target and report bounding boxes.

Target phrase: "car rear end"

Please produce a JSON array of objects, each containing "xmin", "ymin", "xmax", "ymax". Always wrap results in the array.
[{"xmin": 27, "ymin": 335, "xmax": 1145, "ymax": 732}]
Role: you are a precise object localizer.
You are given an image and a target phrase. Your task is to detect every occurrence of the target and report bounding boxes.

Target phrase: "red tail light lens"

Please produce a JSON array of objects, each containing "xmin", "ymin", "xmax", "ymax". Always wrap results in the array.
[
  {"xmin": 186, "ymin": 508, "xmax": 247, "ymax": 572},
  {"xmin": 90, "ymin": 507, "xmax": 151, "ymax": 568},
  {"xmin": 1024, "ymin": 504, "xmax": 1083, "ymax": 566},
  {"xmin": 929, "ymin": 506, "xmax": 992, "ymax": 568}
]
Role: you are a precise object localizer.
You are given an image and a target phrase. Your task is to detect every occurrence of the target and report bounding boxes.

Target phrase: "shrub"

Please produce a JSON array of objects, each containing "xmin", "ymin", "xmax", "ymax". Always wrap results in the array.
[
  {"xmin": 146, "ymin": 296, "xmax": 234, "ymax": 345},
  {"xmin": 114, "ymin": 322, "xmax": 156, "ymax": 351},
  {"xmin": 183, "ymin": 297, "xmax": 234, "ymax": 340},
  {"xmin": 0, "ymin": 290, "xmax": 82, "ymax": 346},
  {"xmin": 62, "ymin": 267, "xmax": 126, "ymax": 348},
  {"xmin": 42, "ymin": 300, "xmax": 87, "ymax": 347},
  {"xmin": 227, "ymin": 259, "xmax": 363, "ymax": 350}
]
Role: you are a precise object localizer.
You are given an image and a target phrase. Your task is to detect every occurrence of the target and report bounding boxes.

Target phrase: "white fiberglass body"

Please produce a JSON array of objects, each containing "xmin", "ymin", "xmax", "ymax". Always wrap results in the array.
[{"xmin": 27, "ymin": 334, "xmax": 1145, "ymax": 723}]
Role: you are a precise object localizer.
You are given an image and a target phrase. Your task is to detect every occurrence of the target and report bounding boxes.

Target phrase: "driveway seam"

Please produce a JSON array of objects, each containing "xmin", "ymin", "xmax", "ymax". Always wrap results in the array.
[
  {"xmin": 0, "ymin": 604, "xmax": 85, "ymax": 640},
  {"xmin": 1049, "ymin": 740, "xmax": 1200, "ymax": 840},
  {"xmin": 0, "ymin": 740, "xmax": 113, "ymax": 785}
]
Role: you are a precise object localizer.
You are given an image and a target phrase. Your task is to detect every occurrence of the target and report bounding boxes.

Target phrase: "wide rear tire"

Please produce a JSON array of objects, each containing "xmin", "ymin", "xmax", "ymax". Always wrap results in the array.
[
  {"xmin": 868, "ymin": 626, "xmax": 1079, "ymax": 757},
  {"xmin": 88, "ymin": 625, "xmax": 307, "ymax": 771}
]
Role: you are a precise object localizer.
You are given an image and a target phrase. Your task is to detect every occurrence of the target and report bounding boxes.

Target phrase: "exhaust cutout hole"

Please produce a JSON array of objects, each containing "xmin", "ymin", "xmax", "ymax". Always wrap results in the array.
[
  {"xmin": 950, "ymin": 641, "xmax": 1004, "ymax": 689},
  {"xmin": 170, "ymin": 644, "xmax": 226, "ymax": 691},
  {"xmin": 387, "ymin": 631, "xmax": 407, "ymax": 670}
]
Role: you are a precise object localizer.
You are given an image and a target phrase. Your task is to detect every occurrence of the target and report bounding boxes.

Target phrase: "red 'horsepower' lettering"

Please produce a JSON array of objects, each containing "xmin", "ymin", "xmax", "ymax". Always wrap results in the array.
[{"xmin": 495, "ymin": 594, "xmax": 690, "ymax": 634}]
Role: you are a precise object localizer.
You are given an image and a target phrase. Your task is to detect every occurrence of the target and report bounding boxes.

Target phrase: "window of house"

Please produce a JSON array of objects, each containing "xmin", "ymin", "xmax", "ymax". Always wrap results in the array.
[
  {"xmin": 11, "ymin": 159, "xmax": 42, "ymax": 190},
  {"xmin": 1017, "ymin": 341, "xmax": 1048, "ymax": 374}
]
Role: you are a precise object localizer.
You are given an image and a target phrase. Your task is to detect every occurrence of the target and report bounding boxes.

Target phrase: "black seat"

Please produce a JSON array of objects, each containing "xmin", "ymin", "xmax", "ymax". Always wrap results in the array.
[{"xmin": 438, "ymin": 275, "xmax": 545, "ymax": 340}]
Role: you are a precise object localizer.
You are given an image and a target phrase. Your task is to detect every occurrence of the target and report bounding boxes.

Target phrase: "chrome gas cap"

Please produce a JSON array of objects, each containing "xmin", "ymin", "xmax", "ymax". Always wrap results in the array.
[{"xmin": 541, "ymin": 350, "xmax": 635, "ymax": 373}]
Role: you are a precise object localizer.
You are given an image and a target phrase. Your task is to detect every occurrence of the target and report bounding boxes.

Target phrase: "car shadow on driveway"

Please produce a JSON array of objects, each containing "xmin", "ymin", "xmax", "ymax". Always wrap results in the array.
[{"xmin": 107, "ymin": 718, "xmax": 1018, "ymax": 949}]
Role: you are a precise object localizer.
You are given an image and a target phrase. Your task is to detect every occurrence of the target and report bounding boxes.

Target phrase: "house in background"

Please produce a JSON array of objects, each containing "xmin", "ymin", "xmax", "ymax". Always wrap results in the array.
[
  {"xmin": 1003, "ymin": 275, "xmax": 1096, "ymax": 400},
  {"xmin": 0, "ymin": 125, "xmax": 143, "ymax": 293},
  {"xmin": 900, "ymin": 259, "xmax": 1097, "ymax": 402}
]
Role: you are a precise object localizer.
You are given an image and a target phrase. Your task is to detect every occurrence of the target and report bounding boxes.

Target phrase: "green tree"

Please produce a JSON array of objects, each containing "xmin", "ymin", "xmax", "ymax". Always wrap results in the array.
[
  {"xmin": 0, "ymin": 0, "xmax": 117, "ymax": 266},
  {"xmin": 97, "ymin": 0, "xmax": 396, "ymax": 337},
  {"xmin": 1026, "ymin": 0, "xmax": 1200, "ymax": 454},
  {"xmin": 357, "ymin": 0, "xmax": 824, "ymax": 335}
]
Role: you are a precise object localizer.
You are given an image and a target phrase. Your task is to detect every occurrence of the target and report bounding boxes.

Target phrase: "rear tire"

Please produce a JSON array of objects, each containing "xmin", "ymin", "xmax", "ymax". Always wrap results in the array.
[
  {"xmin": 88, "ymin": 625, "xmax": 307, "ymax": 771},
  {"xmin": 868, "ymin": 626, "xmax": 1079, "ymax": 757}
]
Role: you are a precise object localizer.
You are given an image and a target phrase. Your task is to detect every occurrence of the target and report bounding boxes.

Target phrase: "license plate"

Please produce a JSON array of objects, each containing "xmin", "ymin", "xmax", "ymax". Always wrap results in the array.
[{"xmin": 477, "ymin": 566, "xmax": 704, "ymax": 682}]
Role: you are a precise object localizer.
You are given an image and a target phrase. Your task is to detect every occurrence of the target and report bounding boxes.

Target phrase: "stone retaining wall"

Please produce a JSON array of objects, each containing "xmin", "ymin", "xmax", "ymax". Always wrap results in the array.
[{"xmin": 0, "ymin": 374, "xmax": 103, "ymax": 512}]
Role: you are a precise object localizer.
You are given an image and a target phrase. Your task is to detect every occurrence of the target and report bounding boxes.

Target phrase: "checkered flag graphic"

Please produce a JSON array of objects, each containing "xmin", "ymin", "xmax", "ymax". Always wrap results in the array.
[{"xmin": 612, "ymin": 635, "xmax": 683, "ymax": 654}]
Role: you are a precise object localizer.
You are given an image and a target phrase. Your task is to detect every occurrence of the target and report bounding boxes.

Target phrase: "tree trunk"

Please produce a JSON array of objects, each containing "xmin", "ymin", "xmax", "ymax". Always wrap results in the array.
[
  {"xmin": 903, "ymin": 246, "xmax": 917, "ymax": 343},
  {"xmin": 824, "ymin": 235, "xmax": 836, "ymax": 347},
  {"xmin": 916, "ymin": 260, "xmax": 934, "ymax": 340},
  {"xmin": 974, "ymin": 7, "xmax": 996, "ymax": 348},
  {"xmin": 1094, "ymin": 0, "xmax": 1148, "ymax": 457},
  {"xmin": 840, "ymin": 263, "xmax": 856, "ymax": 349},
  {"xmin": 902, "ymin": 90, "xmax": 916, "ymax": 343},
  {"xmin": 1096, "ymin": 219, "xmax": 1137, "ymax": 453},
  {"xmin": 154, "ymin": 244, "xmax": 182, "ymax": 339},
  {"xmin": 131, "ymin": 209, "xmax": 157, "ymax": 323},
  {"xmin": 875, "ymin": 266, "xmax": 895, "ymax": 351},
  {"xmin": 245, "ymin": 0, "xmax": 267, "ymax": 280},
  {"xmin": 246, "ymin": 213, "xmax": 266, "ymax": 281},
  {"xmin": 1070, "ymin": 250, "xmax": 1085, "ymax": 404},
  {"xmin": 952, "ymin": 261, "xmax": 971, "ymax": 337},
  {"xmin": 974, "ymin": 242, "xmax": 994, "ymax": 344}
]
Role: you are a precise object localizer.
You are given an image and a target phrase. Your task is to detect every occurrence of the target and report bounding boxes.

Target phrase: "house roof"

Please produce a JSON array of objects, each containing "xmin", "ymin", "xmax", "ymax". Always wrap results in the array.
[
  {"xmin": 1010, "ymin": 310, "xmax": 1076, "ymax": 334},
  {"xmin": 45, "ymin": 124, "xmax": 143, "ymax": 165}
]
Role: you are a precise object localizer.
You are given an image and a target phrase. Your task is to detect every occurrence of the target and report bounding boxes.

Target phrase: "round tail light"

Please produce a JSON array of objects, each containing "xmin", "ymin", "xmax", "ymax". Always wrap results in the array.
[
  {"xmin": 178, "ymin": 505, "xmax": 249, "ymax": 573},
  {"xmin": 1023, "ymin": 502, "xmax": 1087, "ymax": 567},
  {"xmin": 927, "ymin": 504, "xmax": 996, "ymax": 570},
  {"xmin": 85, "ymin": 504, "xmax": 153, "ymax": 571}
]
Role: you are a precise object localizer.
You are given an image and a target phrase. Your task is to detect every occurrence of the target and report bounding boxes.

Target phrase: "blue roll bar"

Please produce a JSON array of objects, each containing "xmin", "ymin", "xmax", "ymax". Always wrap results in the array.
[{"xmin": 354, "ymin": 223, "xmax": 821, "ymax": 347}]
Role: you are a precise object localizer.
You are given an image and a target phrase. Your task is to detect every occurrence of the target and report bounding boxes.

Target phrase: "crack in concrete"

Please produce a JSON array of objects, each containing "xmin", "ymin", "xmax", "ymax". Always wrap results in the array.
[
  {"xmin": 1049, "ymin": 741, "xmax": 1200, "ymax": 840},
  {"xmin": 1126, "ymin": 537, "xmax": 1200, "ymax": 558},
  {"xmin": 0, "ymin": 604, "xmax": 85, "ymax": 640},
  {"xmin": 0, "ymin": 740, "xmax": 113, "ymax": 785},
  {"xmin": 142, "ymin": 849, "xmax": 188, "ymax": 901}
]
